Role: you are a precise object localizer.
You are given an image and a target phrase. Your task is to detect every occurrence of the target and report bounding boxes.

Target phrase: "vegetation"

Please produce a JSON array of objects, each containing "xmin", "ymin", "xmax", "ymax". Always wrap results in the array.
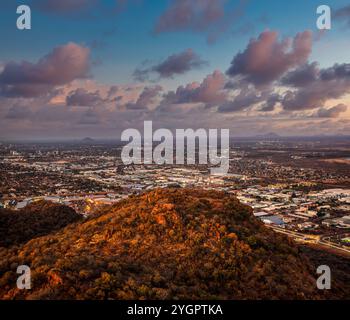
[
  {"xmin": 0, "ymin": 201, "xmax": 81, "ymax": 247},
  {"xmin": 0, "ymin": 189, "xmax": 341, "ymax": 299},
  {"xmin": 300, "ymin": 245, "xmax": 350, "ymax": 300}
]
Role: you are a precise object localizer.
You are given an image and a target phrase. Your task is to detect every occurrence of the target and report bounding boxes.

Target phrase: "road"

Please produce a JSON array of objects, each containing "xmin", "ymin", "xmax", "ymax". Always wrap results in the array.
[{"xmin": 267, "ymin": 225, "xmax": 350, "ymax": 256}]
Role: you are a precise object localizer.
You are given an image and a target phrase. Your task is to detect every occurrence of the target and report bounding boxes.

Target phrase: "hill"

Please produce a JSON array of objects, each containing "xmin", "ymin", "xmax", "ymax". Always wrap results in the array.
[
  {"xmin": 81, "ymin": 137, "xmax": 95, "ymax": 144},
  {"xmin": 0, "ymin": 189, "xmax": 334, "ymax": 299},
  {"xmin": 254, "ymin": 132, "xmax": 281, "ymax": 140},
  {"xmin": 0, "ymin": 201, "xmax": 81, "ymax": 247}
]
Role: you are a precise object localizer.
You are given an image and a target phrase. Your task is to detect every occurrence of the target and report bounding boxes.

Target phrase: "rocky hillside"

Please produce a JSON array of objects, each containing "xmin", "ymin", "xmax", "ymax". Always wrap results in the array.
[{"xmin": 0, "ymin": 189, "xmax": 336, "ymax": 299}]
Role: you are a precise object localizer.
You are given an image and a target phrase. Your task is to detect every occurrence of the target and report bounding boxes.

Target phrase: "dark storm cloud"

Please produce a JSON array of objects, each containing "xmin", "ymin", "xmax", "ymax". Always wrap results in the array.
[
  {"xmin": 133, "ymin": 49, "xmax": 207, "ymax": 82},
  {"xmin": 226, "ymin": 30, "xmax": 312, "ymax": 87},
  {"xmin": 0, "ymin": 43, "xmax": 90, "ymax": 98}
]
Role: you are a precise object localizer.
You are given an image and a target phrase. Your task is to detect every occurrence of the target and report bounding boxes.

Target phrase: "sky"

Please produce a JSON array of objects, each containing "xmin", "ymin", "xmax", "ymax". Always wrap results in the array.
[{"xmin": 0, "ymin": 0, "xmax": 350, "ymax": 140}]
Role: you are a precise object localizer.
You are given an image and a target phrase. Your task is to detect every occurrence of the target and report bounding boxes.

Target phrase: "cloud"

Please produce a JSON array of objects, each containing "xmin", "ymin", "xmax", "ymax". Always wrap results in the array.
[
  {"xmin": 1, "ymin": 21, "xmax": 349, "ymax": 138},
  {"xmin": 226, "ymin": 30, "xmax": 312, "ymax": 86},
  {"xmin": 0, "ymin": 43, "xmax": 90, "ymax": 98},
  {"xmin": 78, "ymin": 109, "xmax": 101, "ymax": 125},
  {"xmin": 134, "ymin": 49, "xmax": 207, "ymax": 81},
  {"xmin": 259, "ymin": 93, "xmax": 281, "ymax": 112},
  {"xmin": 159, "ymin": 69, "xmax": 277, "ymax": 113},
  {"xmin": 154, "ymin": 0, "xmax": 246, "ymax": 43},
  {"xmin": 32, "ymin": 105, "xmax": 72, "ymax": 123},
  {"xmin": 320, "ymin": 63, "xmax": 350, "ymax": 81},
  {"xmin": 5, "ymin": 104, "xmax": 33, "ymax": 120},
  {"xmin": 155, "ymin": 0, "xmax": 225, "ymax": 33},
  {"xmin": 316, "ymin": 104, "xmax": 348, "ymax": 118},
  {"xmin": 125, "ymin": 85, "xmax": 163, "ymax": 110},
  {"xmin": 218, "ymin": 85, "xmax": 267, "ymax": 112},
  {"xmin": 281, "ymin": 63, "xmax": 350, "ymax": 111},
  {"xmin": 161, "ymin": 70, "xmax": 227, "ymax": 107},
  {"xmin": 66, "ymin": 88, "xmax": 105, "ymax": 107},
  {"xmin": 30, "ymin": 0, "xmax": 134, "ymax": 19},
  {"xmin": 281, "ymin": 62, "xmax": 319, "ymax": 87},
  {"xmin": 31, "ymin": 0, "xmax": 98, "ymax": 13},
  {"xmin": 335, "ymin": 5, "xmax": 350, "ymax": 26}
]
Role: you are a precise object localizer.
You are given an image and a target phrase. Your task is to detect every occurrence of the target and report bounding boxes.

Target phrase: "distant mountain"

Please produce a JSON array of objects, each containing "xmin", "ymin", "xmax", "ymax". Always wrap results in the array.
[
  {"xmin": 254, "ymin": 132, "xmax": 281, "ymax": 140},
  {"xmin": 81, "ymin": 137, "xmax": 95, "ymax": 144},
  {"xmin": 0, "ymin": 188, "xmax": 335, "ymax": 300}
]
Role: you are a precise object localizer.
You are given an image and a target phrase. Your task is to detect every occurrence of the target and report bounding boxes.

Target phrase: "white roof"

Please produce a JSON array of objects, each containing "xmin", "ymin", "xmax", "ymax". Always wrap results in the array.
[{"xmin": 254, "ymin": 211, "xmax": 270, "ymax": 217}]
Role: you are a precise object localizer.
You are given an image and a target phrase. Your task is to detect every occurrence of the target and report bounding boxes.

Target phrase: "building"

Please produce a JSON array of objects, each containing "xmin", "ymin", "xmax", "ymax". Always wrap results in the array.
[{"xmin": 260, "ymin": 215, "xmax": 285, "ymax": 226}]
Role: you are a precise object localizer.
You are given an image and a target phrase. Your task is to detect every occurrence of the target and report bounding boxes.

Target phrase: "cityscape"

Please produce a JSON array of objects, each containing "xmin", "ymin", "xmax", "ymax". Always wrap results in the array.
[
  {"xmin": 1, "ymin": 136, "xmax": 349, "ymax": 255},
  {"xmin": 0, "ymin": 0, "xmax": 350, "ymax": 304}
]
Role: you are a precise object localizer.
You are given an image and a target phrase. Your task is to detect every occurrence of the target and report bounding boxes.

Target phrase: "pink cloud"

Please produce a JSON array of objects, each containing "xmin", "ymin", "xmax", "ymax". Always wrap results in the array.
[
  {"xmin": 134, "ymin": 49, "xmax": 207, "ymax": 81},
  {"xmin": 227, "ymin": 30, "xmax": 313, "ymax": 86},
  {"xmin": 0, "ymin": 43, "xmax": 90, "ymax": 97},
  {"xmin": 161, "ymin": 70, "xmax": 227, "ymax": 107}
]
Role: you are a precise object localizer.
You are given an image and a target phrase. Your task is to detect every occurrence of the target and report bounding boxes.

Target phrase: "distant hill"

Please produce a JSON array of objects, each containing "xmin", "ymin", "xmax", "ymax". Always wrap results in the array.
[
  {"xmin": 0, "ymin": 201, "xmax": 81, "ymax": 247},
  {"xmin": 254, "ymin": 132, "xmax": 281, "ymax": 140},
  {"xmin": 0, "ymin": 189, "xmax": 341, "ymax": 300},
  {"xmin": 81, "ymin": 137, "xmax": 95, "ymax": 144}
]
